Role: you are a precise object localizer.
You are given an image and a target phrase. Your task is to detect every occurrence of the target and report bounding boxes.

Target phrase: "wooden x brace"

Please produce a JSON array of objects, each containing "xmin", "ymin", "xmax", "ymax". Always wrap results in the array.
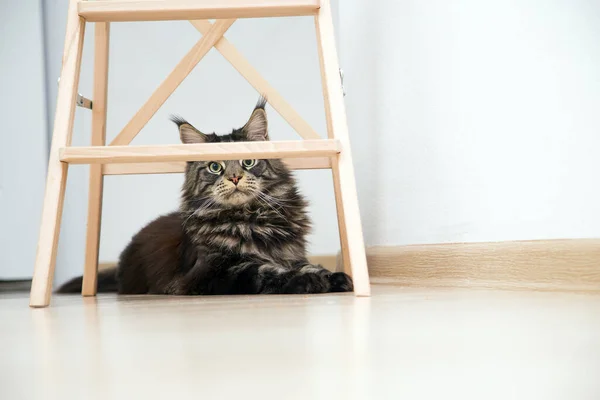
[{"xmin": 110, "ymin": 18, "xmax": 320, "ymax": 147}]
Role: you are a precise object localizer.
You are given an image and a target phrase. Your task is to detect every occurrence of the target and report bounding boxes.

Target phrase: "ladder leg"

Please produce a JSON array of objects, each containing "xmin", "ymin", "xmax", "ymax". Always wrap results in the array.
[
  {"xmin": 30, "ymin": 0, "xmax": 86, "ymax": 307},
  {"xmin": 315, "ymin": 0, "xmax": 370, "ymax": 296},
  {"xmin": 82, "ymin": 23, "xmax": 110, "ymax": 296}
]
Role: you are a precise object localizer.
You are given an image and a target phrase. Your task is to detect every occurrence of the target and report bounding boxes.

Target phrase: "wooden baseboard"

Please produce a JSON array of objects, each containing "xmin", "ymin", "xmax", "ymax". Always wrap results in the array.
[
  {"xmin": 308, "ymin": 255, "xmax": 338, "ymax": 271},
  {"xmin": 337, "ymin": 239, "xmax": 600, "ymax": 292},
  {"xmin": 98, "ymin": 262, "xmax": 115, "ymax": 272},
  {"xmin": 101, "ymin": 240, "xmax": 600, "ymax": 292}
]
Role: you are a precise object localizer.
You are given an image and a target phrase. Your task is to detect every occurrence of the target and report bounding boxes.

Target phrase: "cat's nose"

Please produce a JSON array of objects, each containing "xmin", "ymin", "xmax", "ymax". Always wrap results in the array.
[{"xmin": 228, "ymin": 175, "xmax": 242, "ymax": 185}]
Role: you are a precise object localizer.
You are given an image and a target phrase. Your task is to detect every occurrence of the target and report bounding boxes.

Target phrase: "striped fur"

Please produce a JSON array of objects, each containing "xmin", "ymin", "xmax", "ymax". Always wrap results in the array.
[{"xmin": 58, "ymin": 98, "xmax": 352, "ymax": 295}]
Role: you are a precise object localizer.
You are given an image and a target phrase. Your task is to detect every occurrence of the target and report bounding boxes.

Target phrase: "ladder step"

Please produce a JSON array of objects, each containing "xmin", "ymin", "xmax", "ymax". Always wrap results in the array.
[
  {"xmin": 60, "ymin": 140, "xmax": 341, "ymax": 164},
  {"xmin": 78, "ymin": 0, "xmax": 321, "ymax": 22}
]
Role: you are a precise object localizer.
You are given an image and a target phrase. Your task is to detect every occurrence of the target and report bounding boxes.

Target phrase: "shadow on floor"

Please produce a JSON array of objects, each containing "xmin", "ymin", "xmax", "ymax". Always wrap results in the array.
[{"xmin": 0, "ymin": 279, "xmax": 31, "ymax": 293}]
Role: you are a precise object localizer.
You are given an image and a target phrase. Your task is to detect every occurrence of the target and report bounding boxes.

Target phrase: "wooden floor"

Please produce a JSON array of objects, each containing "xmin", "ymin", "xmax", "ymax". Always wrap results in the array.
[{"xmin": 1, "ymin": 284, "xmax": 600, "ymax": 399}]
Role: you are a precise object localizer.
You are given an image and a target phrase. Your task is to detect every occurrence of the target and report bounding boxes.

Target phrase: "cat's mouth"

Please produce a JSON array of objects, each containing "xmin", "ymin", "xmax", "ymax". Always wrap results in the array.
[
  {"xmin": 227, "ymin": 186, "xmax": 248, "ymax": 195},
  {"xmin": 221, "ymin": 187, "xmax": 254, "ymax": 204}
]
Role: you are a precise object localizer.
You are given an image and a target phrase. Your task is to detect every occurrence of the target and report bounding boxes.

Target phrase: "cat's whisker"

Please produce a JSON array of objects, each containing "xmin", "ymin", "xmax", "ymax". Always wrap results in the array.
[
  {"xmin": 255, "ymin": 192, "xmax": 286, "ymax": 220},
  {"xmin": 257, "ymin": 199, "xmax": 285, "ymax": 221},
  {"xmin": 258, "ymin": 191, "xmax": 303, "ymax": 209},
  {"xmin": 256, "ymin": 191, "xmax": 285, "ymax": 209},
  {"xmin": 260, "ymin": 191, "xmax": 299, "ymax": 203},
  {"xmin": 182, "ymin": 198, "xmax": 218, "ymax": 227}
]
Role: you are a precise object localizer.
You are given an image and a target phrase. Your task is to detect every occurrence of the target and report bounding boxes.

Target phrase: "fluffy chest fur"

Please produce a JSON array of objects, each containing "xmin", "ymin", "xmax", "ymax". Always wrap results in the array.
[{"xmin": 181, "ymin": 195, "xmax": 311, "ymax": 264}]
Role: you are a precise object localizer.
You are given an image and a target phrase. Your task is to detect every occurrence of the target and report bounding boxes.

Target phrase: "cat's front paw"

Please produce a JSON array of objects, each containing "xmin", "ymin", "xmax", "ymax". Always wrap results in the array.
[
  {"xmin": 283, "ymin": 265, "xmax": 330, "ymax": 294},
  {"xmin": 328, "ymin": 272, "xmax": 353, "ymax": 292},
  {"xmin": 283, "ymin": 272, "xmax": 329, "ymax": 294},
  {"xmin": 282, "ymin": 265, "xmax": 354, "ymax": 294}
]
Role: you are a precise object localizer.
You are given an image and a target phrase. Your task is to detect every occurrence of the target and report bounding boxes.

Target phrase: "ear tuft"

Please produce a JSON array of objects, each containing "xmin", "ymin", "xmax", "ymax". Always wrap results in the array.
[
  {"xmin": 170, "ymin": 115, "xmax": 207, "ymax": 144},
  {"xmin": 243, "ymin": 102, "xmax": 269, "ymax": 142},
  {"xmin": 255, "ymin": 95, "xmax": 267, "ymax": 111}
]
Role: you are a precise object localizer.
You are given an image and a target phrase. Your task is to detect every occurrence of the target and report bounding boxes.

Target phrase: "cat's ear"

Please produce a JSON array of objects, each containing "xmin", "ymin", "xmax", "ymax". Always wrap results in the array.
[
  {"xmin": 243, "ymin": 97, "xmax": 269, "ymax": 141},
  {"xmin": 170, "ymin": 116, "xmax": 207, "ymax": 144}
]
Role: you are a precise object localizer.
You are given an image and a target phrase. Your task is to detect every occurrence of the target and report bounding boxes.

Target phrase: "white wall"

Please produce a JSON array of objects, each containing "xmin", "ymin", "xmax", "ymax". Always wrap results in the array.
[
  {"xmin": 42, "ymin": 1, "xmax": 340, "ymax": 284},
  {"xmin": 0, "ymin": 1, "xmax": 48, "ymax": 279},
  {"xmin": 340, "ymin": 0, "xmax": 600, "ymax": 246}
]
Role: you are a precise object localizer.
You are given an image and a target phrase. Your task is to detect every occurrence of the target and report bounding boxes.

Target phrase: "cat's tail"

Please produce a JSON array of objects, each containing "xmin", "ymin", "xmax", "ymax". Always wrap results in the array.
[{"xmin": 56, "ymin": 267, "xmax": 118, "ymax": 294}]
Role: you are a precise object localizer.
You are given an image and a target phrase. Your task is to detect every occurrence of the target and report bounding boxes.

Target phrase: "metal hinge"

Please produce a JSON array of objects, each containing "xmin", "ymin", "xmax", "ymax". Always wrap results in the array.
[
  {"xmin": 57, "ymin": 77, "xmax": 92, "ymax": 109},
  {"xmin": 339, "ymin": 68, "xmax": 346, "ymax": 97}
]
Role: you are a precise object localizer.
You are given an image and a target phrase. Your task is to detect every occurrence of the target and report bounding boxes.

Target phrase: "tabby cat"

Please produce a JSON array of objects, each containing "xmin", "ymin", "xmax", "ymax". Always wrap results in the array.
[{"xmin": 58, "ymin": 98, "xmax": 353, "ymax": 295}]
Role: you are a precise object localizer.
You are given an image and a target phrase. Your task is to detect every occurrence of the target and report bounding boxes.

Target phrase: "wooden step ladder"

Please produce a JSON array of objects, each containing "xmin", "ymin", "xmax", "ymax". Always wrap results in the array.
[{"xmin": 30, "ymin": 0, "xmax": 370, "ymax": 307}]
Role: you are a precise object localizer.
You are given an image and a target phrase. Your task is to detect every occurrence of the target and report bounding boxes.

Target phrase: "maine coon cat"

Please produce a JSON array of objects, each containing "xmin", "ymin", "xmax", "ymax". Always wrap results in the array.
[{"xmin": 58, "ymin": 98, "xmax": 353, "ymax": 295}]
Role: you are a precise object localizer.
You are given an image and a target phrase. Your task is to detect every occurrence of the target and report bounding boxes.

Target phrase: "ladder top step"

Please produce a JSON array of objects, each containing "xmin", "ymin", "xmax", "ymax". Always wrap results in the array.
[
  {"xmin": 78, "ymin": 0, "xmax": 321, "ymax": 22},
  {"xmin": 60, "ymin": 139, "xmax": 340, "ymax": 164}
]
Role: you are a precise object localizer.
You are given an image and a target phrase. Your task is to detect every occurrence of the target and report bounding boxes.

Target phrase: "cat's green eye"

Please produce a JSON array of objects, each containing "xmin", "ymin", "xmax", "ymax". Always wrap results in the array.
[
  {"xmin": 241, "ymin": 159, "xmax": 257, "ymax": 169},
  {"xmin": 208, "ymin": 162, "xmax": 223, "ymax": 174}
]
